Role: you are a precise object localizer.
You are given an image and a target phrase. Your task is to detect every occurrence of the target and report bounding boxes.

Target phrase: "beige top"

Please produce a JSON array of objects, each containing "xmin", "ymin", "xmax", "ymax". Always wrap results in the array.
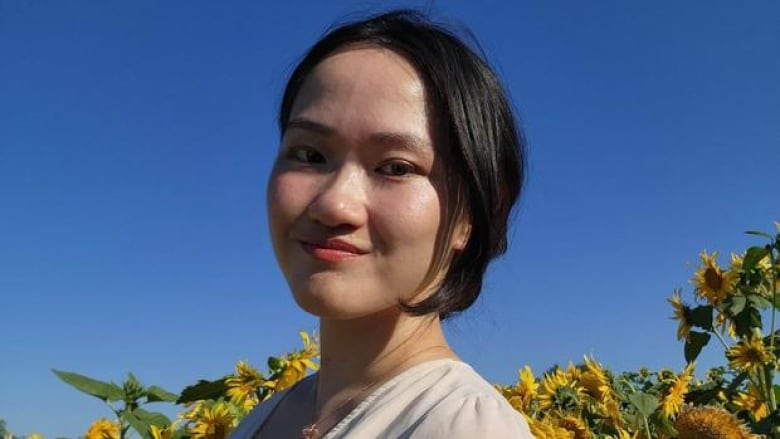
[{"xmin": 230, "ymin": 358, "xmax": 534, "ymax": 438}]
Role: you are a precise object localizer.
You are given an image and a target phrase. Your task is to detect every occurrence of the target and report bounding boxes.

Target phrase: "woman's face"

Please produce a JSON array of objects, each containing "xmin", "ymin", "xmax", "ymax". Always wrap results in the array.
[{"xmin": 267, "ymin": 47, "xmax": 466, "ymax": 320}]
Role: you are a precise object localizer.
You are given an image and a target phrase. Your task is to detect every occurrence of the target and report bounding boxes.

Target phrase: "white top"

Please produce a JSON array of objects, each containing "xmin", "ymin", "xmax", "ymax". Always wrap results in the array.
[{"xmin": 230, "ymin": 358, "xmax": 534, "ymax": 438}]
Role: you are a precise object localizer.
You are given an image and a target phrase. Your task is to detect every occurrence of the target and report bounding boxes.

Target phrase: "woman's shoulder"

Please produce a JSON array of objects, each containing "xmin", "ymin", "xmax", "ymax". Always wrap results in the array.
[
  {"xmin": 406, "ymin": 359, "xmax": 534, "ymax": 438},
  {"xmin": 229, "ymin": 375, "xmax": 314, "ymax": 439},
  {"xmin": 411, "ymin": 387, "xmax": 533, "ymax": 438},
  {"xmin": 330, "ymin": 359, "xmax": 533, "ymax": 438},
  {"xmin": 229, "ymin": 390, "xmax": 286, "ymax": 439}
]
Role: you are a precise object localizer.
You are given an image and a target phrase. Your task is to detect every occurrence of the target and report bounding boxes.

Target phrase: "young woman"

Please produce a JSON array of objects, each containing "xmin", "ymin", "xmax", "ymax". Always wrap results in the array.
[{"xmin": 232, "ymin": 9, "xmax": 533, "ymax": 439}]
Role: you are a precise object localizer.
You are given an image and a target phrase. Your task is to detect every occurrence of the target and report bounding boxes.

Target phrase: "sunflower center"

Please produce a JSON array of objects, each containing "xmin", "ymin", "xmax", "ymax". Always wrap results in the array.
[
  {"xmin": 704, "ymin": 268, "xmax": 723, "ymax": 290},
  {"xmin": 746, "ymin": 346, "xmax": 771, "ymax": 363}
]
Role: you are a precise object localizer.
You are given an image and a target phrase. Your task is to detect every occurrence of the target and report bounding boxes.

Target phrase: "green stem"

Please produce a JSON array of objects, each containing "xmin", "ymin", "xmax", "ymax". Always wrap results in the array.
[
  {"xmin": 643, "ymin": 416, "xmax": 652, "ymax": 439},
  {"xmin": 768, "ymin": 245, "xmax": 778, "ymax": 411},
  {"xmin": 756, "ymin": 367, "xmax": 768, "ymax": 400},
  {"xmin": 109, "ymin": 407, "xmax": 125, "ymax": 439},
  {"xmin": 711, "ymin": 328, "xmax": 730, "ymax": 351},
  {"xmin": 765, "ymin": 365, "xmax": 777, "ymax": 413}
]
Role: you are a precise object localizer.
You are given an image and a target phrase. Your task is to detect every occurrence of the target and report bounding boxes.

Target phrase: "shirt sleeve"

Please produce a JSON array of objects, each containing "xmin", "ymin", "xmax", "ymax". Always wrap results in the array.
[{"xmin": 410, "ymin": 394, "xmax": 535, "ymax": 438}]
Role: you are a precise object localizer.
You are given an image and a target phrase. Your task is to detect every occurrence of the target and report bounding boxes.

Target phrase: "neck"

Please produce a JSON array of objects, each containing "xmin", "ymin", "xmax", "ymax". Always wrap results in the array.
[{"xmin": 315, "ymin": 309, "xmax": 455, "ymax": 405}]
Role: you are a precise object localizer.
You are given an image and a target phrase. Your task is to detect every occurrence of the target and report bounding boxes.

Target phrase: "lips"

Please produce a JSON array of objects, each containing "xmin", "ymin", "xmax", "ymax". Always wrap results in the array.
[{"xmin": 298, "ymin": 237, "xmax": 368, "ymax": 262}]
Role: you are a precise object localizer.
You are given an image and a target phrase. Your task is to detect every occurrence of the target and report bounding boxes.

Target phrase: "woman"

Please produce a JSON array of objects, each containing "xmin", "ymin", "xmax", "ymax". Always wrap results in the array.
[{"xmin": 232, "ymin": 9, "xmax": 532, "ymax": 439}]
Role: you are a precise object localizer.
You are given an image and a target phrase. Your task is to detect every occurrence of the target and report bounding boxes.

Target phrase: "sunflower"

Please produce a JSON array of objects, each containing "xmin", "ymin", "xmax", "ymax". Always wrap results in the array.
[
  {"xmin": 580, "ymin": 357, "xmax": 622, "ymax": 426},
  {"xmin": 495, "ymin": 384, "xmax": 519, "ymax": 409},
  {"xmin": 693, "ymin": 251, "xmax": 738, "ymax": 306},
  {"xmin": 150, "ymin": 424, "xmax": 177, "ymax": 439},
  {"xmin": 525, "ymin": 416, "xmax": 575, "ymax": 439},
  {"xmin": 178, "ymin": 401, "xmax": 205, "ymax": 421},
  {"xmin": 558, "ymin": 415, "xmax": 591, "ymax": 439},
  {"xmin": 731, "ymin": 252, "xmax": 779, "ymax": 294},
  {"xmin": 675, "ymin": 405, "xmax": 754, "ymax": 439},
  {"xmin": 668, "ymin": 291, "xmax": 693, "ymax": 340},
  {"xmin": 538, "ymin": 367, "xmax": 584, "ymax": 412},
  {"xmin": 730, "ymin": 252, "xmax": 771, "ymax": 272},
  {"xmin": 599, "ymin": 396, "xmax": 625, "ymax": 429},
  {"xmin": 85, "ymin": 419, "xmax": 120, "ymax": 439},
  {"xmin": 661, "ymin": 362, "xmax": 694, "ymax": 418},
  {"xmin": 270, "ymin": 331, "xmax": 320, "ymax": 391},
  {"xmin": 715, "ymin": 312, "xmax": 737, "ymax": 339},
  {"xmin": 515, "ymin": 366, "xmax": 538, "ymax": 411},
  {"xmin": 732, "ymin": 384, "xmax": 768, "ymax": 421},
  {"xmin": 615, "ymin": 427, "xmax": 639, "ymax": 439},
  {"xmin": 727, "ymin": 335, "xmax": 773, "ymax": 375},
  {"xmin": 565, "ymin": 362, "xmax": 581, "ymax": 382},
  {"xmin": 499, "ymin": 366, "xmax": 538, "ymax": 413},
  {"xmin": 580, "ymin": 356, "xmax": 611, "ymax": 402},
  {"xmin": 225, "ymin": 360, "xmax": 264, "ymax": 408},
  {"xmin": 189, "ymin": 401, "xmax": 235, "ymax": 439}
]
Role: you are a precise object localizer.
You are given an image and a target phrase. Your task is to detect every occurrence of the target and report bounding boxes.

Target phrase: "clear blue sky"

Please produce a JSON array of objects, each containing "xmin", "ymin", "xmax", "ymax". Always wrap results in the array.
[{"xmin": 1, "ymin": 1, "xmax": 778, "ymax": 436}]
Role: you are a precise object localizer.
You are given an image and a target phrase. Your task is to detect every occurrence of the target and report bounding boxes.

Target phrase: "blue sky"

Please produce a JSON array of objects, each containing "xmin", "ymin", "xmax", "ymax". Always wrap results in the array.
[{"xmin": 1, "ymin": 1, "xmax": 778, "ymax": 436}]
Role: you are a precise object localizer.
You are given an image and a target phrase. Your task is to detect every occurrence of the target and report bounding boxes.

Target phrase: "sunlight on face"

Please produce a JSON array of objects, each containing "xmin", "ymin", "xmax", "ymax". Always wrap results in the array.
[{"xmin": 267, "ymin": 48, "xmax": 458, "ymax": 319}]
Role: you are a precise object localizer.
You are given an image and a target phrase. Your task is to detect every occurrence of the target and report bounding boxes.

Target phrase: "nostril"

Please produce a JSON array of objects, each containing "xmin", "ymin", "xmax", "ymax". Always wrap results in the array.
[
  {"xmin": 305, "ymin": 172, "xmax": 368, "ymax": 229},
  {"xmin": 306, "ymin": 192, "xmax": 366, "ymax": 229}
]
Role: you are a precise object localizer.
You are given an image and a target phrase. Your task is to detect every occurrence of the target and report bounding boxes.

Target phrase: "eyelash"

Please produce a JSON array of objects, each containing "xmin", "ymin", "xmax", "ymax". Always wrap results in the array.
[
  {"xmin": 376, "ymin": 161, "xmax": 416, "ymax": 177},
  {"xmin": 286, "ymin": 146, "xmax": 325, "ymax": 164},
  {"xmin": 284, "ymin": 146, "xmax": 418, "ymax": 178}
]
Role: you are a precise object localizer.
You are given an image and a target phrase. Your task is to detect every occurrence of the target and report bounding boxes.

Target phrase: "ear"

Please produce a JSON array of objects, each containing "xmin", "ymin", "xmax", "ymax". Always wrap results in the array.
[{"xmin": 451, "ymin": 216, "xmax": 471, "ymax": 251}]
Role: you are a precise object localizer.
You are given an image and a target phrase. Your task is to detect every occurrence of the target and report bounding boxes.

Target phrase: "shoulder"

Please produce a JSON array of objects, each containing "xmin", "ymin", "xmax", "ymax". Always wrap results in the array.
[
  {"xmin": 412, "ymin": 393, "xmax": 533, "ymax": 438},
  {"xmin": 229, "ymin": 375, "xmax": 314, "ymax": 439},
  {"xmin": 408, "ymin": 361, "xmax": 534, "ymax": 438}
]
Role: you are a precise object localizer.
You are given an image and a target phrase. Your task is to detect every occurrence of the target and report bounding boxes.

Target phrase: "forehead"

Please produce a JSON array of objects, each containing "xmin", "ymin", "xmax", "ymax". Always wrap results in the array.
[{"xmin": 287, "ymin": 47, "xmax": 432, "ymax": 144}]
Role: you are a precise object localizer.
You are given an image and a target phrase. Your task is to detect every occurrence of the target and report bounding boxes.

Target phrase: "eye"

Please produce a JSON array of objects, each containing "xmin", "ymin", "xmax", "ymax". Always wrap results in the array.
[
  {"xmin": 377, "ymin": 161, "xmax": 415, "ymax": 177},
  {"xmin": 287, "ymin": 146, "xmax": 325, "ymax": 164}
]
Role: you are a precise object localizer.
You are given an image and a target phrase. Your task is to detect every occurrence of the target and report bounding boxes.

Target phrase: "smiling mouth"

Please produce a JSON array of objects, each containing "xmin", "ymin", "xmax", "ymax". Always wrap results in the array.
[{"xmin": 299, "ymin": 239, "xmax": 367, "ymax": 263}]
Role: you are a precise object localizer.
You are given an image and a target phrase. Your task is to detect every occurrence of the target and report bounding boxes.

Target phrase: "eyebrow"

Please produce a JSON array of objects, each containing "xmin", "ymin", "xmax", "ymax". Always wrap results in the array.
[
  {"xmin": 285, "ymin": 117, "xmax": 334, "ymax": 135},
  {"xmin": 285, "ymin": 117, "xmax": 432, "ymax": 156}
]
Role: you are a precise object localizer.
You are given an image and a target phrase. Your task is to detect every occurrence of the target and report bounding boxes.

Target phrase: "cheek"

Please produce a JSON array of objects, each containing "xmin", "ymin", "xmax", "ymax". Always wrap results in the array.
[
  {"xmin": 373, "ymin": 187, "xmax": 443, "ymax": 259},
  {"xmin": 267, "ymin": 172, "xmax": 310, "ymax": 259},
  {"xmin": 267, "ymin": 172, "xmax": 308, "ymax": 221}
]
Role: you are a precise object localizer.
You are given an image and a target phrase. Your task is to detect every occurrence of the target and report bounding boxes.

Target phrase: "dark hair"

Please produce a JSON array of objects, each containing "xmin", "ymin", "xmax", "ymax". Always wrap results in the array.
[{"xmin": 278, "ymin": 9, "xmax": 525, "ymax": 320}]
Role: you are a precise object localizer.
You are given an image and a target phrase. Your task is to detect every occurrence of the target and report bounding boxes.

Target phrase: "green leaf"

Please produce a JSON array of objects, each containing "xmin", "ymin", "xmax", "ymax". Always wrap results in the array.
[
  {"xmin": 728, "ymin": 295, "xmax": 747, "ymax": 315},
  {"xmin": 651, "ymin": 411, "xmax": 678, "ymax": 438},
  {"xmin": 132, "ymin": 408, "xmax": 170, "ymax": 427},
  {"xmin": 750, "ymin": 408, "xmax": 780, "ymax": 436},
  {"xmin": 725, "ymin": 371, "xmax": 749, "ymax": 393},
  {"xmin": 746, "ymin": 230, "xmax": 774, "ymax": 239},
  {"xmin": 629, "ymin": 392, "xmax": 659, "ymax": 418},
  {"xmin": 684, "ymin": 379, "xmax": 722, "ymax": 405},
  {"xmin": 743, "ymin": 246, "xmax": 770, "ymax": 271},
  {"xmin": 733, "ymin": 307, "xmax": 762, "ymax": 338},
  {"xmin": 145, "ymin": 385, "xmax": 178, "ymax": 403},
  {"xmin": 747, "ymin": 294, "xmax": 772, "ymax": 309},
  {"xmin": 685, "ymin": 331, "xmax": 711, "ymax": 363},
  {"xmin": 121, "ymin": 411, "xmax": 151, "ymax": 439},
  {"xmin": 171, "ymin": 428, "xmax": 188, "ymax": 439},
  {"xmin": 177, "ymin": 377, "xmax": 228, "ymax": 404},
  {"xmin": 52, "ymin": 369, "xmax": 124, "ymax": 402},
  {"xmin": 688, "ymin": 305, "xmax": 713, "ymax": 330}
]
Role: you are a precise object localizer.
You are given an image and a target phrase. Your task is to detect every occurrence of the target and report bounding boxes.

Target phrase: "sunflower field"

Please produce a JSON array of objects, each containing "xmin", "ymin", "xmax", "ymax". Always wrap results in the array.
[{"xmin": 8, "ymin": 223, "xmax": 778, "ymax": 439}]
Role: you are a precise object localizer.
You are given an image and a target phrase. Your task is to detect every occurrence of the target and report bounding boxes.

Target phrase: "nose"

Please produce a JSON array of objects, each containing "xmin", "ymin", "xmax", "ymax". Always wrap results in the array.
[{"xmin": 306, "ymin": 164, "xmax": 368, "ymax": 229}]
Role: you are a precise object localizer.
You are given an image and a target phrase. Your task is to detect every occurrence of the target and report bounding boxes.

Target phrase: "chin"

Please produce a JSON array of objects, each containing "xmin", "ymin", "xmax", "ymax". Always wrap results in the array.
[{"xmin": 290, "ymin": 287, "xmax": 400, "ymax": 321}]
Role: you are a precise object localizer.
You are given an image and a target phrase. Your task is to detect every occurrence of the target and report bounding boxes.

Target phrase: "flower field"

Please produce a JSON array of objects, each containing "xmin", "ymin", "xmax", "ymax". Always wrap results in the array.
[{"xmin": 6, "ymin": 223, "xmax": 778, "ymax": 439}]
